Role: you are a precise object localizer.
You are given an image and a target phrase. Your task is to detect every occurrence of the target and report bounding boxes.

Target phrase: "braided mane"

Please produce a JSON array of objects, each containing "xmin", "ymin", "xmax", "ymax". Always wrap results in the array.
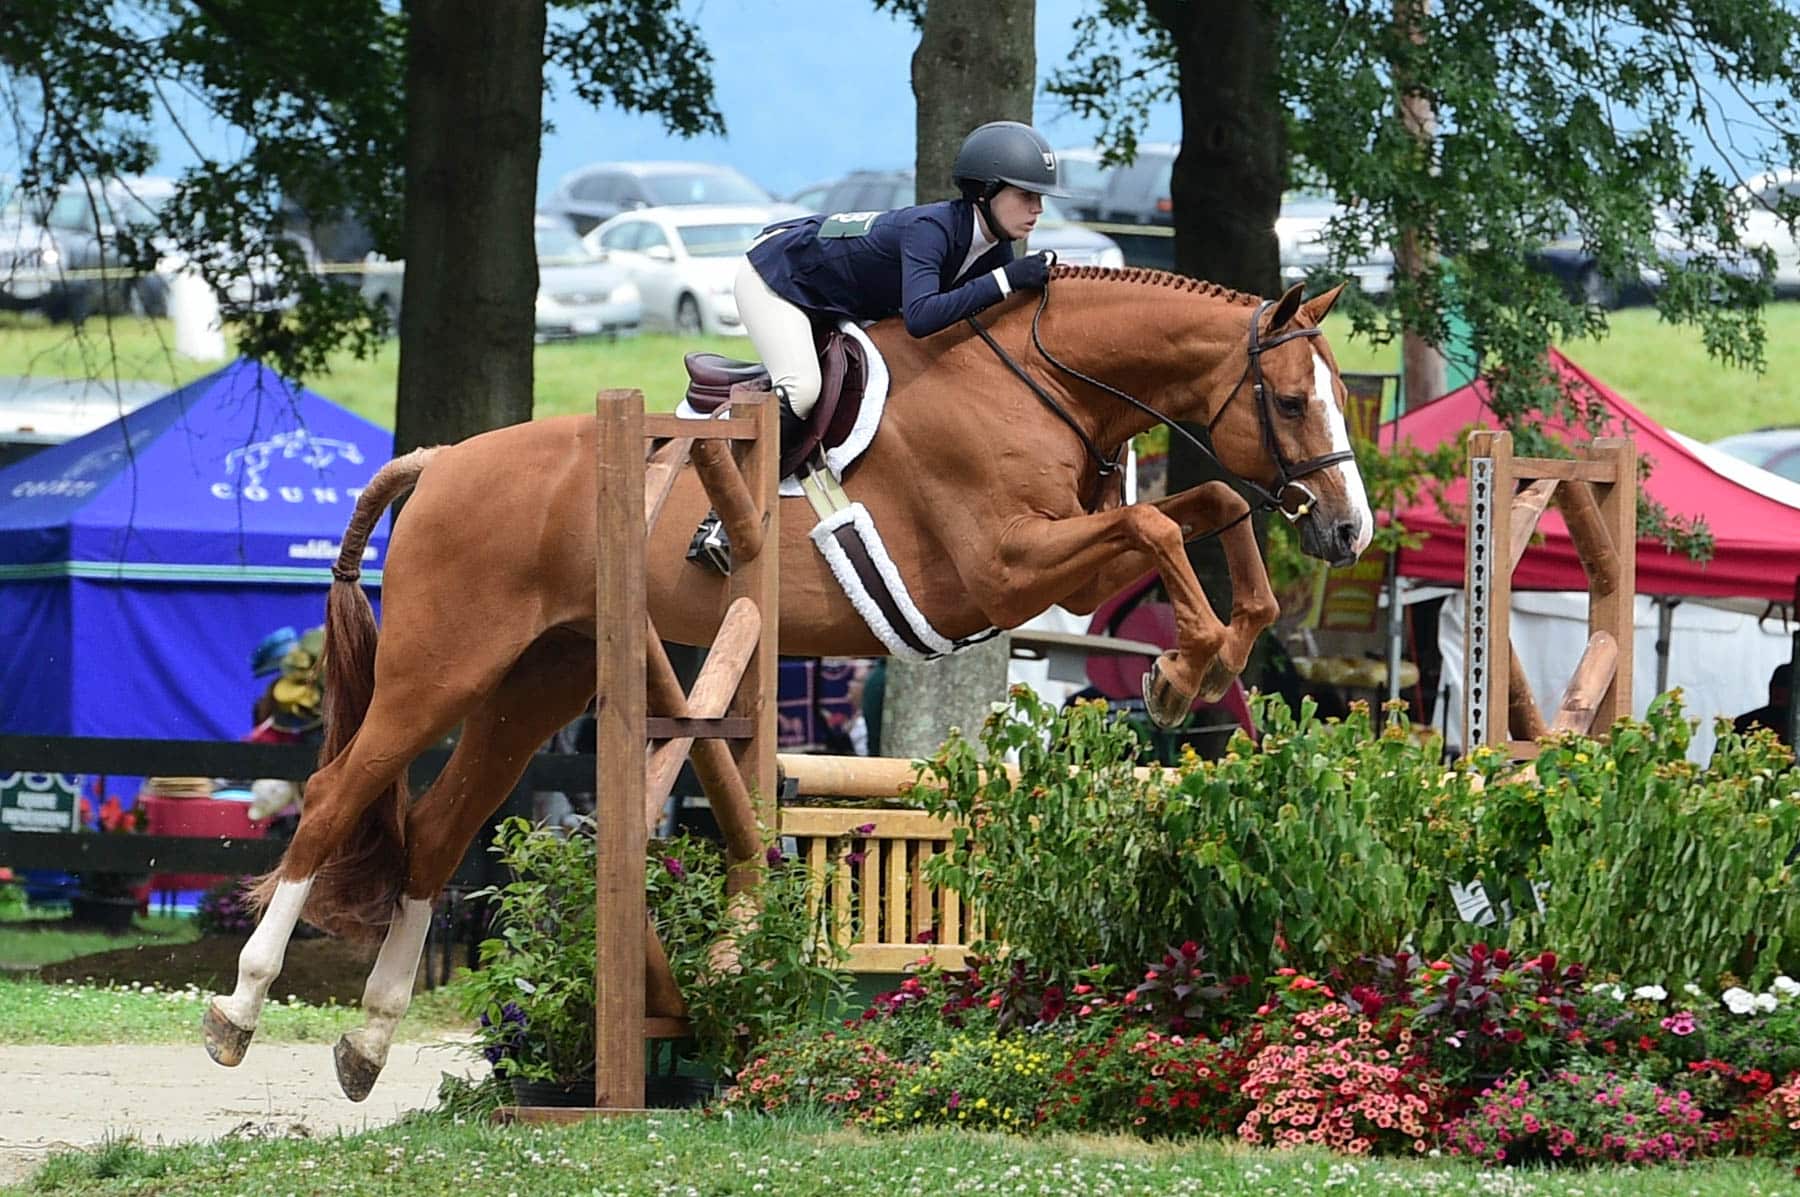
[{"xmin": 1050, "ymin": 263, "xmax": 1261, "ymax": 308}]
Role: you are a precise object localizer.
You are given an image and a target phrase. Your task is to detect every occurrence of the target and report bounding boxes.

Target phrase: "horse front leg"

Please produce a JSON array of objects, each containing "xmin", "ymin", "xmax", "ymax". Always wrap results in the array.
[
  {"xmin": 1057, "ymin": 483, "xmax": 1279, "ymax": 705},
  {"xmin": 975, "ymin": 504, "xmax": 1227, "ymax": 729}
]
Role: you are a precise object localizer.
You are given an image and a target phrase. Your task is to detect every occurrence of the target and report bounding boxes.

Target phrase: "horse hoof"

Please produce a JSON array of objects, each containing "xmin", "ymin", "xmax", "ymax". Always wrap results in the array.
[
  {"xmin": 1198, "ymin": 656, "xmax": 1237, "ymax": 705},
  {"xmin": 1141, "ymin": 659, "xmax": 1193, "ymax": 730},
  {"xmin": 334, "ymin": 1034, "xmax": 383, "ymax": 1102},
  {"xmin": 203, "ymin": 1002, "xmax": 254, "ymax": 1067}
]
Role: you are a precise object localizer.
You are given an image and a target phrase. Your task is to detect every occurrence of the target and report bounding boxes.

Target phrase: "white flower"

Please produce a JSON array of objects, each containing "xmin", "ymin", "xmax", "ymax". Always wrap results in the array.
[
  {"xmin": 1774, "ymin": 976, "xmax": 1800, "ymax": 997},
  {"xmin": 1722, "ymin": 987, "xmax": 1758, "ymax": 1015},
  {"xmin": 1756, "ymin": 992, "xmax": 1780, "ymax": 1013},
  {"xmin": 1684, "ymin": 983, "xmax": 1704, "ymax": 998},
  {"xmin": 1604, "ymin": 984, "xmax": 1628, "ymax": 1002},
  {"xmin": 1632, "ymin": 984, "xmax": 1667, "ymax": 1002}
]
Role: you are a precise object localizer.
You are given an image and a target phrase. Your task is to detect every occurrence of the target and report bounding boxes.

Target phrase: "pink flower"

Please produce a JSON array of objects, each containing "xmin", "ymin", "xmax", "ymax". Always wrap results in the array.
[{"xmin": 1659, "ymin": 1011, "xmax": 1696, "ymax": 1036}]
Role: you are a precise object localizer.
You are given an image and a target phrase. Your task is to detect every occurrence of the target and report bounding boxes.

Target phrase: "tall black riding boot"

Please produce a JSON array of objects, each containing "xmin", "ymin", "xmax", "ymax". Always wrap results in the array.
[{"xmin": 775, "ymin": 386, "xmax": 807, "ymax": 477}]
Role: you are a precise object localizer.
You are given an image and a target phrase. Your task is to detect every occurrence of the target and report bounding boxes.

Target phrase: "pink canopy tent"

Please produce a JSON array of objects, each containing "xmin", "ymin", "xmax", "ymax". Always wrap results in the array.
[{"xmin": 1387, "ymin": 350, "xmax": 1800, "ymax": 604}]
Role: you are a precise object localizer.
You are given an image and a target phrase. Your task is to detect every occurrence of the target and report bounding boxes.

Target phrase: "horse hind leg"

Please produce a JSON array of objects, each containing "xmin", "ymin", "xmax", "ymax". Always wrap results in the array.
[
  {"xmin": 205, "ymin": 651, "xmax": 505, "ymax": 1068},
  {"xmin": 333, "ymin": 632, "xmax": 597, "ymax": 1101}
]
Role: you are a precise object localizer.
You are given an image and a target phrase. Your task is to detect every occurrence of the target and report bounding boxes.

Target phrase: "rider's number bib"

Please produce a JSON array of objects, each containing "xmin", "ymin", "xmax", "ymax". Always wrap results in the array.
[{"xmin": 818, "ymin": 211, "xmax": 882, "ymax": 239}]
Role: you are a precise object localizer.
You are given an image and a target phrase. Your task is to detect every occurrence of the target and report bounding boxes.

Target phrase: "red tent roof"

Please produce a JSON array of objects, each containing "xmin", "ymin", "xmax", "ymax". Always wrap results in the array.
[{"xmin": 1387, "ymin": 349, "xmax": 1800, "ymax": 603}]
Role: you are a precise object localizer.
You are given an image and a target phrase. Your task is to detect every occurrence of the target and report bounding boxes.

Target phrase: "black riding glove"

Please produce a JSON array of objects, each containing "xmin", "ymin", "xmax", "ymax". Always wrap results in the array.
[{"xmin": 1003, "ymin": 252, "xmax": 1051, "ymax": 293}]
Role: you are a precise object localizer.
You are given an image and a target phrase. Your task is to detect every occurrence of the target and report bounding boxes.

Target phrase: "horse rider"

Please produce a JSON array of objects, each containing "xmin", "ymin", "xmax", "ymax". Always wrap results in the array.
[
  {"xmin": 744, "ymin": 119, "xmax": 1070, "ymax": 452},
  {"xmin": 688, "ymin": 120, "xmax": 1071, "ymax": 571}
]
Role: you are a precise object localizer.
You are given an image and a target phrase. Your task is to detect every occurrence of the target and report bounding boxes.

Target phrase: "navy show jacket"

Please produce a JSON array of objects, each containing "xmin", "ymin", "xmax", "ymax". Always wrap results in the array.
[{"xmin": 746, "ymin": 198, "xmax": 1014, "ymax": 337}]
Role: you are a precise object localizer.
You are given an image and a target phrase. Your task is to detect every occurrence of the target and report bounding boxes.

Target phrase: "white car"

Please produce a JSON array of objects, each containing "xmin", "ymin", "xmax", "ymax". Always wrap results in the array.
[
  {"xmin": 532, "ymin": 217, "xmax": 642, "ymax": 341},
  {"xmin": 584, "ymin": 204, "xmax": 775, "ymax": 335},
  {"xmin": 1276, "ymin": 192, "xmax": 1395, "ymax": 297},
  {"xmin": 362, "ymin": 216, "xmax": 641, "ymax": 341},
  {"xmin": 1734, "ymin": 170, "xmax": 1800, "ymax": 294}
]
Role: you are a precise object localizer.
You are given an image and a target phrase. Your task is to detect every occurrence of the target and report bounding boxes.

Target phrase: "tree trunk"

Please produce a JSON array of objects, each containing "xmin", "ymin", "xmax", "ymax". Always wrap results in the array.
[
  {"xmin": 392, "ymin": 0, "xmax": 546, "ymax": 455},
  {"xmin": 1395, "ymin": 0, "xmax": 1447, "ymax": 408},
  {"xmin": 883, "ymin": 0, "xmax": 1035, "ymax": 758},
  {"xmin": 1151, "ymin": 0, "xmax": 1285, "ymax": 622},
  {"xmin": 911, "ymin": 1, "xmax": 1036, "ymax": 203}
]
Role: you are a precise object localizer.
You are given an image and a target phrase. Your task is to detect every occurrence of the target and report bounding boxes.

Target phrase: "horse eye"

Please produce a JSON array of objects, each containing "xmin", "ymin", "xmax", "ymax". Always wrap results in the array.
[{"xmin": 1276, "ymin": 393, "xmax": 1307, "ymax": 419}]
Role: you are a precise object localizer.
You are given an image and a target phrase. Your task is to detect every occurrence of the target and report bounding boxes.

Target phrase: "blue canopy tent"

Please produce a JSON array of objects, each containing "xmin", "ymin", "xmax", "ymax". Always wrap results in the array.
[{"xmin": 0, "ymin": 359, "xmax": 392, "ymax": 741}]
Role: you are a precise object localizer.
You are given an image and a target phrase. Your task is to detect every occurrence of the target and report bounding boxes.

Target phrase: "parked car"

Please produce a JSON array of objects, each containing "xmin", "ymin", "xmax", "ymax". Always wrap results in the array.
[
  {"xmin": 362, "ymin": 215, "xmax": 641, "ymax": 341},
  {"xmin": 531, "ymin": 218, "xmax": 643, "ymax": 341},
  {"xmin": 43, "ymin": 176, "xmax": 317, "ymax": 320},
  {"xmin": 583, "ymin": 205, "xmax": 772, "ymax": 335},
  {"xmin": 1732, "ymin": 169, "xmax": 1800, "ymax": 295},
  {"xmin": 0, "ymin": 180, "xmax": 71, "ymax": 319},
  {"xmin": 1277, "ymin": 192, "xmax": 1395, "ymax": 297},
  {"xmin": 543, "ymin": 161, "xmax": 783, "ymax": 236},
  {"xmin": 1086, "ymin": 143, "xmax": 1176, "ymax": 227},
  {"xmin": 1710, "ymin": 427, "xmax": 1800, "ymax": 484},
  {"xmin": 1049, "ymin": 147, "xmax": 1112, "ymax": 218},
  {"xmin": 794, "ymin": 169, "xmax": 1125, "ymax": 267}
]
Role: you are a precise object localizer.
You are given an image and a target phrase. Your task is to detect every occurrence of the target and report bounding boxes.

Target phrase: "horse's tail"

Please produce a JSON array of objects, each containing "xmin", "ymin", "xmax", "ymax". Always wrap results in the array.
[{"xmin": 252, "ymin": 446, "xmax": 441, "ymax": 941}]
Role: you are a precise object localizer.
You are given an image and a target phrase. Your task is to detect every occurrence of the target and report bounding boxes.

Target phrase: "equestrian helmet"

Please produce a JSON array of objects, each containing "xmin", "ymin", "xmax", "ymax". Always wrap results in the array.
[{"xmin": 952, "ymin": 121, "xmax": 1072, "ymax": 198}]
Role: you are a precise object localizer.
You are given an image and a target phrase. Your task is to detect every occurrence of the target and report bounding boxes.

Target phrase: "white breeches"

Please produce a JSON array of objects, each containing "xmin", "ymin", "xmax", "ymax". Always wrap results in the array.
[{"xmin": 734, "ymin": 259, "xmax": 822, "ymax": 417}]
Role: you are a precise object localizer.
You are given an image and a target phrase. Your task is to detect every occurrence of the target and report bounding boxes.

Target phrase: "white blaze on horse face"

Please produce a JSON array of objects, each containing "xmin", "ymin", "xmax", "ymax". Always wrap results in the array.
[
  {"xmin": 1312, "ymin": 347, "xmax": 1374, "ymax": 556},
  {"xmin": 216, "ymin": 876, "xmax": 313, "ymax": 1031}
]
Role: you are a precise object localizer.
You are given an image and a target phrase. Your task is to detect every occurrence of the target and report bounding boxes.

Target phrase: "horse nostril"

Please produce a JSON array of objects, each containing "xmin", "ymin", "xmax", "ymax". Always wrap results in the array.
[{"xmin": 1332, "ymin": 519, "xmax": 1360, "ymax": 559}]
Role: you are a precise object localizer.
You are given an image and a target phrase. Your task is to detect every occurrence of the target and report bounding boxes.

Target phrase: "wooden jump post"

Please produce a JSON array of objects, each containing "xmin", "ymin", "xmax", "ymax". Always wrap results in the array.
[
  {"xmin": 1462, "ymin": 429, "xmax": 1636, "ymax": 759},
  {"xmin": 506, "ymin": 384, "xmax": 777, "ymax": 1122}
]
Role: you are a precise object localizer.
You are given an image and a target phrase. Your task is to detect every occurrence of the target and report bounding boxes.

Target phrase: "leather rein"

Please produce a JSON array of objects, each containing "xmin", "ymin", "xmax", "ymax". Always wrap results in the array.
[{"xmin": 965, "ymin": 279, "xmax": 1356, "ymax": 528}]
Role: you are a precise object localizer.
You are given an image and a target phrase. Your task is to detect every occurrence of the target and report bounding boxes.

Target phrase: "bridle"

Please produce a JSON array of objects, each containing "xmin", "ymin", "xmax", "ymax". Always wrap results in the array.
[{"xmin": 966, "ymin": 280, "xmax": 1357, "ymax": 528}]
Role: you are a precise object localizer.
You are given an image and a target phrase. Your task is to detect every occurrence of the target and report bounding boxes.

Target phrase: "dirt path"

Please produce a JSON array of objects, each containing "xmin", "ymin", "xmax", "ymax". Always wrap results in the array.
[{"xmin": 0, "ymin": 1037, "xmax": 488, "ymax": 1186}]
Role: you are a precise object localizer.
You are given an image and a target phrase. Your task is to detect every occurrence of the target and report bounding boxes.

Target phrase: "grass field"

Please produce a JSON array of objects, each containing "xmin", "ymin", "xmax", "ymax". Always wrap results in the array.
[
  {"xmin": 0, "ymin": 912, "xmax": 199, "ymax": 971},
  {"xmin": 10, "ymin": 1107, "xmax": 1796, "ymax": 1197},
  {"xmin": 0, "ymin": 976, "xmax": 465, "ymax": 1045},
  {"xmin": 3, "ymin": 301, "xmax": 1798, "ymax": 439}
]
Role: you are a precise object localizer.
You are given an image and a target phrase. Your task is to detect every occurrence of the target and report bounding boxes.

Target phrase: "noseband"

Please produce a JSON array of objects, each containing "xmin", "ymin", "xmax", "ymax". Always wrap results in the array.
[{"xmin": 966, "ymin": 286, "xmax": 1358, "ymax": 526}]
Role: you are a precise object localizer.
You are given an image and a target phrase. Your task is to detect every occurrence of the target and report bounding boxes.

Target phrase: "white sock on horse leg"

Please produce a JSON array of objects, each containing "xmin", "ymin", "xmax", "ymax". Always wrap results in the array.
[
  {"xmin": 217, "ymin": 877, "xmax": 313, "ymax": 1030},
  {"xmin": 341, "ymin": 897, "xmax": 434, "ymax": 1070}
]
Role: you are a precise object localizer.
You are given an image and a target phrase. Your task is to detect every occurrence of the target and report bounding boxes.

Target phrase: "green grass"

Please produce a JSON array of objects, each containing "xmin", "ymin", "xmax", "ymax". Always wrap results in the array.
[
  {"xmin": 0, "ymin": 912, "xmax": 199, "ymax": 971},
  {"xmin": 0, "ymin": 975, "xmax": 467, "ymax": 1045},
  {"xmin": 8, "ymin": 1109, "xmax": 1794, "ymax": 1197},
  {"xmin": 7, "ymin": 302, "xmax": 1800, "ymax": 441},
  {"xmin": 0, "ymin": 312, "xmax": 743, "ymax": 425}
]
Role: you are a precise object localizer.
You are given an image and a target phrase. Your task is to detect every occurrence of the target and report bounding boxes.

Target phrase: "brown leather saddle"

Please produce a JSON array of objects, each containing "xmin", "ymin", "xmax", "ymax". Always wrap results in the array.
[{"xmin": 683, "ymin": 327, "xmax": 869, "ymax": 479}]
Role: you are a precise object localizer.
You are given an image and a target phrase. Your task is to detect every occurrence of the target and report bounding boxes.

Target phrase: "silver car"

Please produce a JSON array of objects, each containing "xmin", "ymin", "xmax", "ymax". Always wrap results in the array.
[{"xmin": 362, "ymin": 216, "xmax": 642, "ymax": 341}]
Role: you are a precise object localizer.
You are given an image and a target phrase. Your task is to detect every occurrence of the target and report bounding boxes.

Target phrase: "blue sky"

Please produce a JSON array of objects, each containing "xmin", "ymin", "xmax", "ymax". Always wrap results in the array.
[
  {"xmin": 142, "ymin": 0, "xmax": 1179, "ymax": 204},
  {"xmin": 529, "ymin": 0, "xmax": 1179, "ymax": 199}
]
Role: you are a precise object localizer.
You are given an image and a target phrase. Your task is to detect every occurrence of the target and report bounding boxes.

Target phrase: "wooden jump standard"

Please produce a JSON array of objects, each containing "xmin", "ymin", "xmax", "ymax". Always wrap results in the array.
[
  {"xmin": 503, "ymin": 385, "xmax": 778, "ymax": 1123},
  {"xmin": 1462, "ymin": 429, "xmax": 1637, "ymax": 759}
]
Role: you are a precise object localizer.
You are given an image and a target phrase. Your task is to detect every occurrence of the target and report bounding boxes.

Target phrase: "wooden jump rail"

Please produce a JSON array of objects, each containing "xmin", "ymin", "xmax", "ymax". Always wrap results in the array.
[{"xmin": 1462, "ymin": 429, "xmax": 1637, "ymax": 759}]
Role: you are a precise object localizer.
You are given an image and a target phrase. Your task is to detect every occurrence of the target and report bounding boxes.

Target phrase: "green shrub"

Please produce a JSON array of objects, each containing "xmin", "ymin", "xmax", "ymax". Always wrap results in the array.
[
  {"xmin": 913, "ymin": 687, "xmax": 1800, "ymax": 992},
  {"xmin": 457, "ymin": 819, "xmax": 851, "ymax": 1084},
  {"xmin": 1520, "ymin": 696, "xmax": 1800, "ymax": 987}
]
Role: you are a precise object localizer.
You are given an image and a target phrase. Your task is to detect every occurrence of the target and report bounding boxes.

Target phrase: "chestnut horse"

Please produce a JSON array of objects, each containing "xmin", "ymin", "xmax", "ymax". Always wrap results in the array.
[{"xmin": 203, "ymin": 267, "xmax": 1372, "ymax": 1099}]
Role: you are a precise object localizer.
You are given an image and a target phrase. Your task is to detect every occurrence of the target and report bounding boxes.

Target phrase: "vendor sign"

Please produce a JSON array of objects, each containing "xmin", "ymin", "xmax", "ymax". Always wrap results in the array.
[{"xmin": 0, "ymin": 772, "xmax": 82, "ymax": 832}]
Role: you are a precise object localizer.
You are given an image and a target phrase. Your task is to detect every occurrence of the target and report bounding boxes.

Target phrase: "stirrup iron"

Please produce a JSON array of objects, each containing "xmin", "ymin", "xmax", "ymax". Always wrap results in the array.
[{"xmin": 687, "ymin": 511, "xmax": 733, "ymax": 575}]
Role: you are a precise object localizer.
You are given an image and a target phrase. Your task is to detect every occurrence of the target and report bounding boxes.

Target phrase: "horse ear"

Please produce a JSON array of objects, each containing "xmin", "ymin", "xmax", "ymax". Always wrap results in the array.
[
  {"xmin": 1263, "ymin": 283, "xmax": 1306, "ymax": 333},
  {"xmin": 1301, "ymin": 283, "xmax": 1347, "ymax": 324}
]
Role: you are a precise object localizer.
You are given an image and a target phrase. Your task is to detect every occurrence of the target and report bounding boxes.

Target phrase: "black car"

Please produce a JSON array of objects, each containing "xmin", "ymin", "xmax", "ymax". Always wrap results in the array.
[
  {"xmin": 543, "ymin": 162, "xmax": 776, "ymax": 236},
  {"xmin": 1084, "ymin": 143, "xmax": 1175, "ymax": 227}
]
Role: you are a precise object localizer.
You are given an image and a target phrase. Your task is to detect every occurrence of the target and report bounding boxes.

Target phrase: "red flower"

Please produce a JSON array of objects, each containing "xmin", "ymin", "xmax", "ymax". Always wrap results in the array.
[{"xmin": 1637, "ymin": 1035, "xmax": 1656, "ymax": 1052}]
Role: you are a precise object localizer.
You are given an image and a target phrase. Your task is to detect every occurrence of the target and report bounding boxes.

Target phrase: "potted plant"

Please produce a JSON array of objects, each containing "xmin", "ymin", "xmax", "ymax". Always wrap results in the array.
[
  {"xmin": 69, "ymin": 795, "xmax": 152, "ymax": 933},
  {"xmin": 459, "ymin": 816, "xmax": 849, "ymax": 1108}
]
